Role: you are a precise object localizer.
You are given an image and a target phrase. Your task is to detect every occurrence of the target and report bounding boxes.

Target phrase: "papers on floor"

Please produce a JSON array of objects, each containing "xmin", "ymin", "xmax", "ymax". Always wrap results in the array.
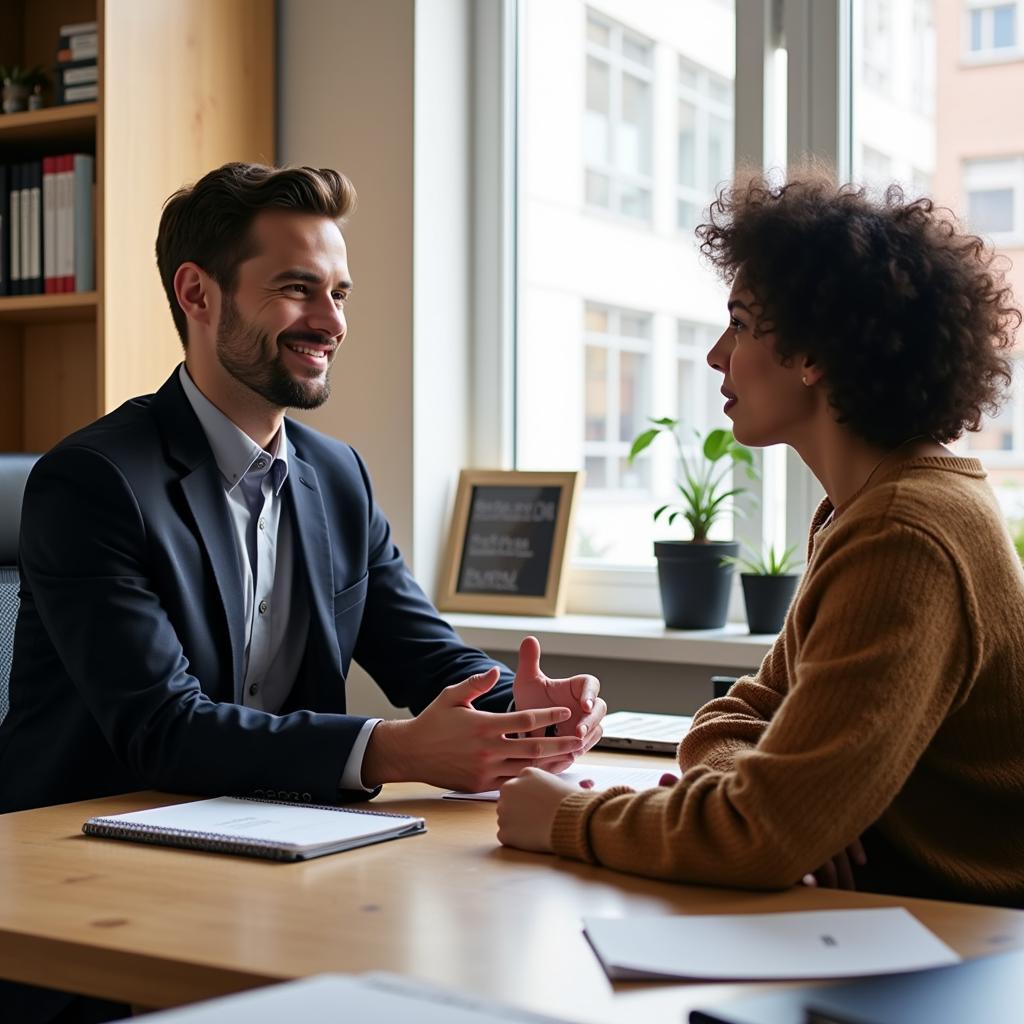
[
  {"xmin": 583, "ymin": 908, "xmax": 961, "ymax": 981},
  {"xmin": 444, "ymin": 762, "xmax": 670, "ymax": 801},
  {"xmin": 129, "ymin": 972, "xmax": 572, "ymax": 1022}
]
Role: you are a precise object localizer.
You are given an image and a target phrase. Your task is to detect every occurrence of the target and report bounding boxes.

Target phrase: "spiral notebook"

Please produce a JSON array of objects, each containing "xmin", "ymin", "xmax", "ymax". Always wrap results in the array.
[{"xmin": 82, "ymin": 796, "xmax": 426, "ymax": 862}]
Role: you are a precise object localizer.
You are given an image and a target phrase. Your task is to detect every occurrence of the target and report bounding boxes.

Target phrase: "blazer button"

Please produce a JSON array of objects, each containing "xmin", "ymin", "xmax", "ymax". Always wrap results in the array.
[
  {"xmin": 254, "ymin": 789, "xmax": 265, "ymax": 798},
  {"xmin": 301, "ymin": 792, "xmax": 312, "ymax": 802},
  {"xmin": 289, "ymin": 791, "xmax": 299, "ymax": 802}
]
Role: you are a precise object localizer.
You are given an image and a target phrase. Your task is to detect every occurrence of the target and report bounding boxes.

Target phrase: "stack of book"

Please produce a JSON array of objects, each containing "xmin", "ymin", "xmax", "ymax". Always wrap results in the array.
[
  {"xmin": 55, "ymin": 20, "xmax": 98, "ymax": 105},
  {"xmin": 0, "ymin": 155, "xmax": 95, "ymax": 296}
]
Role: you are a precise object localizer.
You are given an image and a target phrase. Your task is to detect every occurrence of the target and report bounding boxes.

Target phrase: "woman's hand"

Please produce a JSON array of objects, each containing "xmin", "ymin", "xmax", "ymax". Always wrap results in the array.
[
  {"xmin": 496, "ymin": 767, "xmax": 581, "ymax": 853},
  {"xmin": 801, "ymin": 838, "xmax": 866, "ymax": 889}
]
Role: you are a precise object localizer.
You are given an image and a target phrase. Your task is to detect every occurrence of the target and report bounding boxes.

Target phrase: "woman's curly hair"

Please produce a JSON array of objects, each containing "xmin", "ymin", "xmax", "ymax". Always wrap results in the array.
[{"xmin": 697, "ymin": 170, "xmax": 1021, "ymax": 447}]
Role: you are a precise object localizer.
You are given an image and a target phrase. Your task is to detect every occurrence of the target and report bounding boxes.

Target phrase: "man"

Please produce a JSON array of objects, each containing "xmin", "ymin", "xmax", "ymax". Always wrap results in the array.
[{"xmin": 0, "ymin": 162, "xmax": 605, "ymax": 822}]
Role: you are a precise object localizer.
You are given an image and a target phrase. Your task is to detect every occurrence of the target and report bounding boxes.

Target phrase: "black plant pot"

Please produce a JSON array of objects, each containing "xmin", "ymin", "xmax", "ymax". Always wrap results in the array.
[
  {"xmin": 654, "ymin": 540, "xmax": 738, "ymax": 630},
  {"xmin": 740, "ymin": 573, "xmax": 800, "ymax": 634}
]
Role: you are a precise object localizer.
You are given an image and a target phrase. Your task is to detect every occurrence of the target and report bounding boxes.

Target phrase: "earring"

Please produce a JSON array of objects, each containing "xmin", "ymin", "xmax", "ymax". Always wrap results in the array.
[{"xmin": 802, "ymin": 376, "xmax": 809, "ymax": 385}]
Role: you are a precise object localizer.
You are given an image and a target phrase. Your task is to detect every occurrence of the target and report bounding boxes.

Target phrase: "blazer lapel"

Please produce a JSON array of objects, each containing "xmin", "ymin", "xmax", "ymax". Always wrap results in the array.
[
  {"xmin": 180, "ymin": 464, "xmax": 246, "ymax": 701},
  {"xmin": 152, "ymin": 370, "xmax": 246, "ymax": 700},
  {"xmin": 288, "ymin": 450, "xmax": 343, "ymax": 679}
]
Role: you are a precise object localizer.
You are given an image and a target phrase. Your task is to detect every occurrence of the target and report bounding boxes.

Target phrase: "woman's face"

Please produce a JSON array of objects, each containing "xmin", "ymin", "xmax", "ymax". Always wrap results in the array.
[{"xmin": 706, "ymin": 278, "xmax": 816, "ymax": 448}]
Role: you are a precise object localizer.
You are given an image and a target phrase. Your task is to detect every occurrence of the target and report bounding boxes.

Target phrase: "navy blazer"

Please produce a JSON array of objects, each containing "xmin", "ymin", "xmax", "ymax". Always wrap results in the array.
[{"xmin": 0, "ymin": 371, "xmax": 512, "ymax": 812}]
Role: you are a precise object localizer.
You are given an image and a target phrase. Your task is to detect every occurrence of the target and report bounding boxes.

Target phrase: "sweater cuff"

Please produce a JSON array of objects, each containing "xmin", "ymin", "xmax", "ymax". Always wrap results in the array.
[{"xmin": 551, "ymin": 786, "xmax": 634, "ymax": 863}]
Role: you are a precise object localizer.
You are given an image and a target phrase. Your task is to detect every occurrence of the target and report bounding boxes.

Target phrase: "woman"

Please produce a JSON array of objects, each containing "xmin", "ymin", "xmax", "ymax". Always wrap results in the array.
[{"xmin": 496, "ymin": 171, "xmax": 1024, "ymax": 906}]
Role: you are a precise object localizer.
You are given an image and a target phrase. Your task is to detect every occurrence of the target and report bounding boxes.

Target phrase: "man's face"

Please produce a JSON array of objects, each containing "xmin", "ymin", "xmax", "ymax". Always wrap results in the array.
[{"xmin": 215, "ymin": 211, "xmax": 352, "ymax": 410}]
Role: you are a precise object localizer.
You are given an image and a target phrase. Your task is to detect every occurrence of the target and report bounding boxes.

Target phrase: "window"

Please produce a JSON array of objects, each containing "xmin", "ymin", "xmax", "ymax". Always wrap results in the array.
[
  {"xmin": 964, "ymin": 157, "xmax": 1024, "ymax": 240},
  {"xmin": 966, "ymin": 2, "xmax": 1020, "ymax": 56},
  {"xmin": 582, "ymin": 303, "xmax": 652, "ymax": 495},
  {"xmin": 488, "ymin": 0, "xmax": 1023, "ymax": 613},
  {"xmin": 516, "ymin": 1, "xmax": 737, "ymax": 576},
  {"xmin": 585, "ymin": 11, "xmax": 654, "ymax": 221},
  {"xmin": 677, "ymin": 56, "xmax": 735, "ymax": 232}
]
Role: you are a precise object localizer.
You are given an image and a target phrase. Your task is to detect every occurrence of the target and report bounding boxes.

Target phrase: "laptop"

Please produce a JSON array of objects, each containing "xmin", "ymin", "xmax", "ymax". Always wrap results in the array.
[
  {"xmin": 594, "ymin": 710, "xmax": 693, "ymax": 755},
  {"xmin": 689, "ymin": 947, "xmax": 1024, "ymax": 1024}
]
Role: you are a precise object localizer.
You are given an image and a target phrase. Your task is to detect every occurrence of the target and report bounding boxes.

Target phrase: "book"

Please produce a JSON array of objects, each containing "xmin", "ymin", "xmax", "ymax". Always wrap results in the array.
[
  {"xmin": 61, "ymin": 64, "xmax": 99, "ymax": 86},
  {"xmin": 56, "ymin": 155, "xmax": 73, "ymax": 291},
  {"xmin": 8, "ymin": 164, "xmax": 19, "ymax": 295},
  {"xmin": 72, "ymin": 154, "xmax": 94, "ymax": 291},
  {"xmin": 0, "ymin": 164, "xmax": 7, "ymax": 295},
  {"xmin": 688, "ymin": 947, "xmax": 1024, "ymax": 1024},
  {"xmin": 43, "ymin": 157, "xmax": 57, "ymax": 293},
  {"xmin": 82, "ymin": 796, "xmax": 426, "ymax": 862},
  {"xmin": 583, "ymin": 908, "xmax": 960, "ymax": 982},
  {"xmin": 111, "ymin": 972, "xmax": 574, "ymax": 1023},
  {"xmin": 58, "ymin": 20, "xmax": 98, "ymax": 36},
  {"xmin": 58, "ymin": 82, "xmax": 98, "ymax": 104}
]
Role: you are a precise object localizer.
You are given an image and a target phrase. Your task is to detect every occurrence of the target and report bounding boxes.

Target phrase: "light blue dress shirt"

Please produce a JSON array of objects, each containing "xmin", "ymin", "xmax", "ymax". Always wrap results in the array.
[{"xmin": 179, "ymin": 367, "xmax": 380, "ymax": 791}]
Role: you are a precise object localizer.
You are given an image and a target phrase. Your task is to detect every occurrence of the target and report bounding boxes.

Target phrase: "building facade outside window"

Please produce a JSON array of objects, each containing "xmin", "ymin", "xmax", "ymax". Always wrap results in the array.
[
  {"xmin": 965, "ymin": 1, "xmax": 1020, "ymax": 56},
  {"xmin": 584, "ymin": 10, "xmax": 655, "ymax": 221}
]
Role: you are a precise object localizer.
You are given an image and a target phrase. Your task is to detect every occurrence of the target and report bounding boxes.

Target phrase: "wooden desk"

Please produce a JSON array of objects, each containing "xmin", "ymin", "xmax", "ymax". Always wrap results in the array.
[{"xmin": 2, "ymin": 754, "xmax": 1022, "ymax": 1023}]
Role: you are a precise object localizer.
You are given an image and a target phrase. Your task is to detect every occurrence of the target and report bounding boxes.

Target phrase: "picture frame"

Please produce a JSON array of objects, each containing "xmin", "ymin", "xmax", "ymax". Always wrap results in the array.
[{"xmin": 437, "ymin": 469, "xmax": 583, "ymax": 616}]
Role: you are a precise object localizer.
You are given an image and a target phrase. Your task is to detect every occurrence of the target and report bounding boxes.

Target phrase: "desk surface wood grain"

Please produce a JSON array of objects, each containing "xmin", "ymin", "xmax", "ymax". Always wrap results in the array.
[{"xmin": 2, "ymin": 754, "xmax": 1022, "ymax": 1023}]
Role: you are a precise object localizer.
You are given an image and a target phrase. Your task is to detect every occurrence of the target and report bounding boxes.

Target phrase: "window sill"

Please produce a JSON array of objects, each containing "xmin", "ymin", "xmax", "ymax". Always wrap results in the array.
[{"xmin": 446, "ymin": 611, "xmax": 773, "ymax": 669}]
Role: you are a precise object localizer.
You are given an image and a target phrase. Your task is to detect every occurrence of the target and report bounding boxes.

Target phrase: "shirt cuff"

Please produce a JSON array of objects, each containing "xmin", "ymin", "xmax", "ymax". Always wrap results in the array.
[{"xmin": 338, "ymin": 718, "xmax": 383, "ymax": 792}]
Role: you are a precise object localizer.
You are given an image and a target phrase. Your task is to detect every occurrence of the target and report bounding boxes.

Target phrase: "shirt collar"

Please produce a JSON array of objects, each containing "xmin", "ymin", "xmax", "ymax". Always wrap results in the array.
[{"xmin": 178, "ymin": 364, "xmax": 290, "ymax": 494}]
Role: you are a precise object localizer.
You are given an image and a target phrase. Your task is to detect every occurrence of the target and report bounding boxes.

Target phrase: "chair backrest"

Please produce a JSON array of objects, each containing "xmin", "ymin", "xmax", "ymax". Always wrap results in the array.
[{"xmin": 0, "ymin": 454, "xmax": 40, "ymax": 724}]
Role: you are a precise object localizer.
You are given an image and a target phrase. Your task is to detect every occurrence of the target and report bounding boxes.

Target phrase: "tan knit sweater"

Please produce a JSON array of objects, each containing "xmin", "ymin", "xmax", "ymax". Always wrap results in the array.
[{"xmin": 553, "ymin": 457, "xmax": 1024, "ymax": 905}]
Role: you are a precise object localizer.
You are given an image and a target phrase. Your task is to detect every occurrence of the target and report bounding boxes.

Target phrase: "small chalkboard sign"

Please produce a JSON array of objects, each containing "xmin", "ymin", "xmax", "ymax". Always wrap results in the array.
[{"xmin": 438, "ymin": 470, "xmax": 582, "ymax": 615}]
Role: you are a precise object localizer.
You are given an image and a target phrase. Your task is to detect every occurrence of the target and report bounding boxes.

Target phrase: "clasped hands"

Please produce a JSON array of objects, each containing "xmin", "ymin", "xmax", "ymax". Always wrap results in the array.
[{"xmin": 362, "ymin": 635, "xmax": 606, "ymax": 793}]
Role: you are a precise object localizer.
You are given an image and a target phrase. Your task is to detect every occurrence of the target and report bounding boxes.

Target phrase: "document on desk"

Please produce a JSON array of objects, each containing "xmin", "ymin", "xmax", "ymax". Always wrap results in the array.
[
  {"xmin": 583, "ymin": 908, "xmax": 961, "ymax": 981},
  {"xmin": 123, "ymin": 972, "xmax": 575, "ymax": 1023},
  {"xmin": 444, "ymin": 762, "xmax": 669, "ymax": 801},
  {"xmin": 82, "ymin": 796, "xmax": 425, "ymax": 862}
]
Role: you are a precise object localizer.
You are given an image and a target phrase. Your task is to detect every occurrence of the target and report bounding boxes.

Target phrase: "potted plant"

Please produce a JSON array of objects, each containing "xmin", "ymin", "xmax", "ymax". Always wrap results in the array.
[
  {"xmin": 724, "ymin": 543, "xmax": 803, "ymax": 635},
  {"xmin": 629, "ymin": 418, "xmax": 756, "ymax": 629},
  {"xmin": 0, "ymin": 65, "xmax": 49, "ymax": 115}
]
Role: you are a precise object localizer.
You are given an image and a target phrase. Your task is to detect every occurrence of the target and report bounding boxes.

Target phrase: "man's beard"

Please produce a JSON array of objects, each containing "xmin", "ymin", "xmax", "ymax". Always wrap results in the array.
[{"xmin": 215, "ymin": 295, "xmax": 332, "ymax": 410}]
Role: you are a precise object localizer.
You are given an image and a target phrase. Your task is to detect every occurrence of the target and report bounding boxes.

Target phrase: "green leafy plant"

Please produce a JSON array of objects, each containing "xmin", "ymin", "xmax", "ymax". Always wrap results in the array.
[
  {"xmin": 722, "ymin": 542, "xmax": 802, "ymax": 576},
  {"xmin": 0, "ymin": 65, "xmax": 49, "ymax": 88},
  {"xmin": 1007, "ymin": 518, "xmax": 1024, "ymax": 563},
  {"xmin": 628, "ymin": 418, "xmax": 756, "ymax": 543}
]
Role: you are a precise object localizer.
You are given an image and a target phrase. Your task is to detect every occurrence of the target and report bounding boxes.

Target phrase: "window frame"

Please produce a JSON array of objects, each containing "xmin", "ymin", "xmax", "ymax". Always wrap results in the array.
[
  {"xmin": 961, "ymin": 0, "xmax": 1024, "ymax": 64},
  {"xmin": 472, "ymin": 0, "xmax": 845, "ymax": 617},
  {"xmin": 963, "ymin": 155, "xmax": 1024, "ymax": 245}
]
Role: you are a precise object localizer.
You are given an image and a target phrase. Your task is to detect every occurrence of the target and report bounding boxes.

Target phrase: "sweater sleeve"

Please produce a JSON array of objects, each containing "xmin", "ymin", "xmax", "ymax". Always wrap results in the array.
[
  {"xmin": 680, "ymin": 631, "xmax": 791, "ymax": 770},
  {"xmin": 551, "ymin": 520, "xmax": 974, "ymax": 888}
]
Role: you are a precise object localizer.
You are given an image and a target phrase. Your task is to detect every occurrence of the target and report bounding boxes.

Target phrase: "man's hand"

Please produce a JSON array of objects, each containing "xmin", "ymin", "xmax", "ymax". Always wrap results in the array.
[
  {"xmin": 496, "ymin": 766, "xmax": 580, "ymax": 853},
  {"xmin": 512, "ymin": 636, "xmax": 606, "ymax": 774},
  {"xmin": 801, "ymin": 838, "xmax": 867, "ymax": 890},
  {"xmin": 361, "ymin": 667, "xmax": 586, "ymax": 792}
]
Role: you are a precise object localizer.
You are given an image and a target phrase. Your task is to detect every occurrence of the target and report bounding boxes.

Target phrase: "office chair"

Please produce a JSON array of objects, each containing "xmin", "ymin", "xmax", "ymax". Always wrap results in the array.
[{"xmin": 0, "ymin": 454, "xmax": 39, "ymax": 724}]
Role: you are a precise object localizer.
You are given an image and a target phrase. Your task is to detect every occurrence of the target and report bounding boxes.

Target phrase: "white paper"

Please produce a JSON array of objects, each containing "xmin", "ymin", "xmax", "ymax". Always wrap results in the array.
[
  {"xmin": 584, "ymin": 908, "xmax": 961, "ymax": 981},
  {"xmin": 444, "ymin": 762, "xmax": 670, "ymax": 801},
  {"xmin": 130, "ymin": 973, "xmax": 571, "ymax": 1023}
]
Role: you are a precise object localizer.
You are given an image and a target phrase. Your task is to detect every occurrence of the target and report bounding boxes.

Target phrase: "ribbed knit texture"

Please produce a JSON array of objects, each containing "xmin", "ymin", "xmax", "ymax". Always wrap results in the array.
[{"xmin": 552, "ymin": 457, "xmax": 1024, "ymax": 905}]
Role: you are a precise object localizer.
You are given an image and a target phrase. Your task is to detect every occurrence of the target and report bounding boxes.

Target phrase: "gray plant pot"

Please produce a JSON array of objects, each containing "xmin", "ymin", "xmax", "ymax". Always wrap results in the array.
[
  {"xmin": 740, "ymin": 573, "xmax": 800, "ymax": 634},
  {"xmin": 654, "ymin": 540, "xmax": 738, "ymax": 630},
  {"xmin": 1, "ymin": 83, "xmax": 29, "ymax": 115}
]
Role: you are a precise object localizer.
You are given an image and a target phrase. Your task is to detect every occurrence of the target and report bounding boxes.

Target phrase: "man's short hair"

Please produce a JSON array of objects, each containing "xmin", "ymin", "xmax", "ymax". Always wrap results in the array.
[{"xmin": 156, "ymin": 162, "xmax": 357, "ymax": 346}]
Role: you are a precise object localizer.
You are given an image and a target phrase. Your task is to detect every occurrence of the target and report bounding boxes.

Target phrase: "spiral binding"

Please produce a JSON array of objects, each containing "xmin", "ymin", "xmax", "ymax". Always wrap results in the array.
[{"xmin": 82, "ymin": 796, "xmax": 423, "ymax": 862}]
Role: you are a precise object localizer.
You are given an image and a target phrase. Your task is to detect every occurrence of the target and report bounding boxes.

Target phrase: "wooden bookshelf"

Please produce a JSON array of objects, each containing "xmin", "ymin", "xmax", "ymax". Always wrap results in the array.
[
  {"xmin": 0, "ymin": 0, "xmax": 275, "ymax": 451},
  {"xmin": 0, "ymin": 291, "xmax": 97, "ymax": 323}
]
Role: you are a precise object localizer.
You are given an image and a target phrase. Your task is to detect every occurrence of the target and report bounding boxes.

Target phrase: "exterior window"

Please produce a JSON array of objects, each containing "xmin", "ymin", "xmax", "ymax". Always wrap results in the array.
[
  {"xmin": 584, "ymin": 10, "xmax": 654, "ymax": 221},
  {"xmin": 965, "ymin": 2, "xmax": 1021, "ymax": 56},
  {"xmin": 677, "ymin": 56, "xmax": 734, "ymax": 233},
  {"xmin": 582, "ymin": 304, "xmax": 652, "ymax": 495},
  {"xmin": 964, "ymin": 157, "xmax": 1024, "ymax": 240}
]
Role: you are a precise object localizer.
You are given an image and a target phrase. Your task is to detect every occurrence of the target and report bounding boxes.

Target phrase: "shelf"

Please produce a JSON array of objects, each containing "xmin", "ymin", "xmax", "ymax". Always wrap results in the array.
[
  {"xmin": 445, "ymin": 612, "xmax": 773, "ymax": 669},
  {"xmin": 0, "ymin": 292, "xmax": 98, "ymax": 324},
  {"xmin": 0, "ymin": 103, "xmax": 97, "ymax": 147}
]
